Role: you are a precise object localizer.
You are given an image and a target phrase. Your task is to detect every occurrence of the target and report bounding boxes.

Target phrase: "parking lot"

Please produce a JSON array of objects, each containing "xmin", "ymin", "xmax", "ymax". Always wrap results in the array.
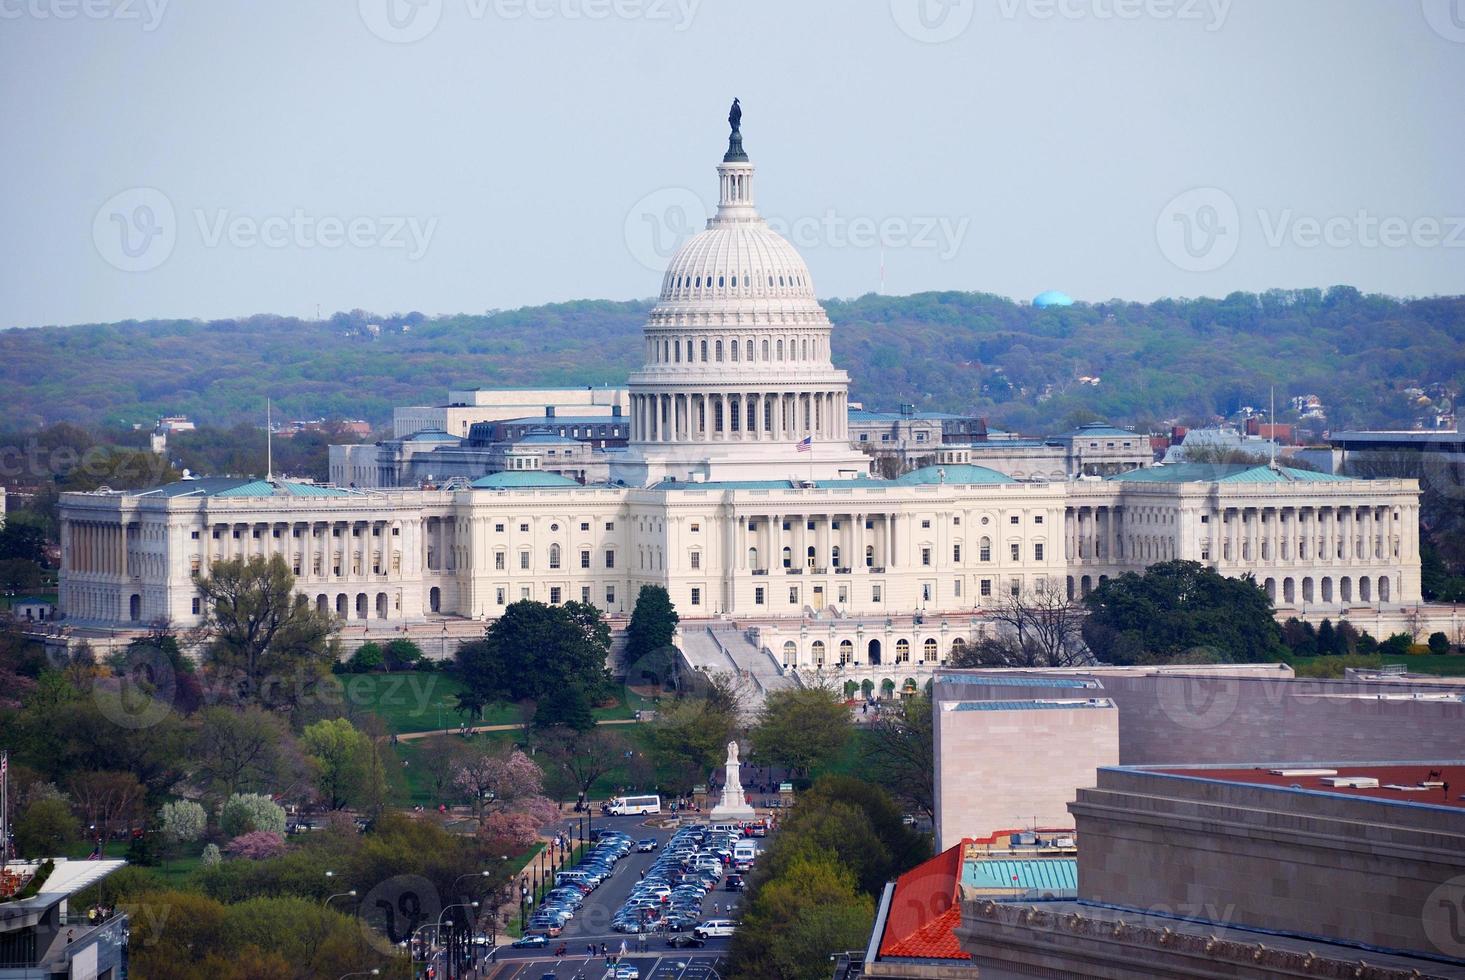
[{"xmin": 481, "ymin": 813, "xmax": 749, "ymax": 978}]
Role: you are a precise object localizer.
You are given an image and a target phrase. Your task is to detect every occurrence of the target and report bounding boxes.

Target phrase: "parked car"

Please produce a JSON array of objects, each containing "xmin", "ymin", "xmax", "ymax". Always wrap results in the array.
[
  {"xmin": 666, "ymin": 933, "xmax": 706, "ymax": 948},
  {"xmin": 512, "ymin": 934, "xmax": 549, "ymax": 948}
]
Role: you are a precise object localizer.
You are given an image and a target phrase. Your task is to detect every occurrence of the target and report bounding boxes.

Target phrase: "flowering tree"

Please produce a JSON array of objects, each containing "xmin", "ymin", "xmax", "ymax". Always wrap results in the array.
[
  {"xmin": 452, "ymin": 748, "xmax": 555, "ymax": 840},
  {"xmin": 201, "ymin": 843, "xmax": 222, "ymax": 867},
  {"xmin": 219, "ymin": 792, "xmax": 287, "ymax": 837},
  {"xmin": 225, "ymin": 831, "xmax": 287, "ymax": 860},
  {"xmin": 159, "ymin": 800, "xmax": 207, "ymax": 844}
]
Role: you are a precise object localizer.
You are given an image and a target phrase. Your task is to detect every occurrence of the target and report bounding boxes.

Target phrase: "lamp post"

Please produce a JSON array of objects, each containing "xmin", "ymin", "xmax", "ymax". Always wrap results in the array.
[
  {"xmin": 324, "ymin": 889, "xmax": 357, "ymax": 908},
  {"xmin": 436, "ymin": 901, "xmax": 478, "ymax": 980},
  {"xmin": 451, "ymin": 870, "xmax": 490, "ymax": 897},
  {"xmin": 336, "ymin": 971, "xmax": 380, "ymax": 980}
]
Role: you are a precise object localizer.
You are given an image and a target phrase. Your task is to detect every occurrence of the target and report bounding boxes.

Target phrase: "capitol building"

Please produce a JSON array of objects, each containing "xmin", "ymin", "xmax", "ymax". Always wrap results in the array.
[{"xmin": 56, "ymin": 112, "xmax": 1427, "ymax": 681}]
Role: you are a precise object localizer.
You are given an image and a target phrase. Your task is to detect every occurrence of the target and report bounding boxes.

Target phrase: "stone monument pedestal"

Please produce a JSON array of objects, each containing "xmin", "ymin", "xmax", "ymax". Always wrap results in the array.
[{"xmin": 708, "ymin": 739, "xmax": 757, "ymax": 822}]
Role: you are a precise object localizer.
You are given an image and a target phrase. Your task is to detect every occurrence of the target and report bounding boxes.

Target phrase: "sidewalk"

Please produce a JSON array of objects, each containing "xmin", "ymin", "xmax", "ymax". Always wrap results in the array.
[{"xmin": 395, "ymin": 717, "xmax": 641, "ymax": 742}]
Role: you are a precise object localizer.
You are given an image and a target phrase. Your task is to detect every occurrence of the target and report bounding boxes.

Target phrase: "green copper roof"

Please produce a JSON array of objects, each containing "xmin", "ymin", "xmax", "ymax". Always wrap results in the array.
[
  {"xmin": 139, "ymin": 478, "xmax": 356, "ymax": 498},
  {"xmin": 1107, "ymin": 464, "xmax": 1350, "ymax": 485},
  {"xmin": 893, "ymin": 464, "xmax": 1016, "ymax": 486},
  {"xmin": 470, "ymin": 471, "xmax": 581, "ymax": 489},
  {"xmin": 963, "ymin": 858, "xmax": 1077, "ymax": 892}
]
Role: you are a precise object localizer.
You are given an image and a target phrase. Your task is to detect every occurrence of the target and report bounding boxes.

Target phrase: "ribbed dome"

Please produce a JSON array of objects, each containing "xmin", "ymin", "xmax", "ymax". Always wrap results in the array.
[{"xmin": 658, "ymin": 223, "xmax": 816, "ymax": 304}]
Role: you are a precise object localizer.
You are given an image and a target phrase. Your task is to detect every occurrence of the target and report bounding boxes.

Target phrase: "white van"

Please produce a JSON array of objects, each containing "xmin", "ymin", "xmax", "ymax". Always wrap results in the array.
[
  {"xmin": 732, "ymin": 841, "xmax": 758, "ymax": 866},
  {"xmin": 694, "ymin": 919, "xmax": 740, "ymax": 939},
  {"xmin": 609, "ymin": 794, "xmax": 662, "ymax": 815},
  {"xmin": 708, "ymin": 822, "xmax": 742, "ymax": 835}
]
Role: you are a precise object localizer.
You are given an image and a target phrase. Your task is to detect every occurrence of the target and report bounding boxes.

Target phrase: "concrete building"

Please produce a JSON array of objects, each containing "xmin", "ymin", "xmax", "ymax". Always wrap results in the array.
[
  {"xmin": 954, "ymin": 762, "xmax": 1465, "ymax": 978},
  {"xmin": 0, "ymin": 859, "xmax": 129, "ymax": 980},
  {"xmin": 52, "ymin": 114, "xmax": 1429, "ymax": 671}
]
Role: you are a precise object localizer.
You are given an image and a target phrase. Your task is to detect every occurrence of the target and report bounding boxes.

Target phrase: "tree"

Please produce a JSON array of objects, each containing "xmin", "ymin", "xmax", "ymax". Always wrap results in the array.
[
  {"xmin": 1316, "ymin": 619, "xmax": 1339, "ymax": 657},
  {"xmin": 15, "ymin": 796, "xmax": 80, "ymax": 857},
  {"xmin": 0, "ymin": 517, "xmax": 48, "ymax": 565},
  {"xmin": 0, "ymin": 558, "xmax": 44, "ymax": 591},
  {"xmin": 191, "ymin": 706, "xmax": 292, "ymax": 800},
  {"xmin": 533, "ymin": 682, "xmax": 595, "ymax": 732},
  {"xmin": 646, "ymin": 677, "xmax": 742, "ymax": 792},
  {"xmin": 539, "ymin": 726, "xmax": 628, "ymax": 801},
  {"xmin": 1428, "ymin": 631, "xmax": 1451, "ymax": 655},
  {"xmin": 344, "ymin": 642, "xmax": 384, "ymax": 673},
  {"xmin": 194, "ymin": 555, "xmax": 340, "ymax": 711},
  {"xmin": 453, "ymin": 688, "xmax": 489, "ymax": 726},
  {"xmin": 729, "ymin": 852, "xmax": 873, "ymax": 980},
  {"xmin": 455, "ymin": 600, "xmax": 613, "ymax": 708},
  {"xmin": 226, "ymin": 831, "xmax": 287, "ymax": 860},
  {"xmin": 452, "ymin": 746, "xmax": 556, "ymax": 838},
  {"xmin": 220, "ymin": 793, "xmax": 287, "ymax": 837},
  {"xmin": 750, "ymin": 686, "xmax": 852, "ymax": 777},
  {"xmin": 957, "ymin": 583, "xmax": 1089, "ymax": 668},
  {"xmin": 160, "ymin": 799, "xmax": 207, "ymax": 846},
  {"xmin": 67, "ymin": 771, "xmax": 146, "ymax": 844},
  {"xmin": 625, "ymin": 585, "xmax": 680, "ymax": 683},
  {"xmin": 300, "ymin": 718, "xmax": 377, "ymax": 810},
  {"xmin": 1082, "ymin": 560, "xmax": 1283, "ymax": 664},
  {"xmin": 864, "ymin": 693, "xmax": 934, "ymax": 821}
]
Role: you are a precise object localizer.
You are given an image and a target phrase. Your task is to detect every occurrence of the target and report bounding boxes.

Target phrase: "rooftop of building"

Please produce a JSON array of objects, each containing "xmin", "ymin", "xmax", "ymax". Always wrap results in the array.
[
  {"xmin": 847, "ymin": 408, "xmax": 972, "ymax": 422},
  {"xmin": 469, "ymin": 471, "xmax": 582, "ymax": 489},
  {"xmin": 134, "ymin": 477, "xmax": 361, "ymax": 498},
  {"xmin": 1330, "ymin": 428, "xmax": 1464, "ymax": 444},
  {"xmin": 946, "ymin": 698, "xmax": 1113, "ymax": 712},
  {"xmin": 1053, "ymin": 422, "xmax": 1139, "ymax": 439},
  {"xmin": 0, "ymin": 859, "xmax": 127, "ymax": 916},
  {"xmin": 1150, "ymin": 762, "xmax": 1465, "ymax": 810},
  {"xmin": 1107, "ymin": 462, "xmax": 1351, "ymax": 484},
  {"xmin": 650, "ymin": 464, "xmax": 1014, "ymax": 492},
  {"xmin": 875, "ymin": 842, "xmax": 970, "ymax": 962}
]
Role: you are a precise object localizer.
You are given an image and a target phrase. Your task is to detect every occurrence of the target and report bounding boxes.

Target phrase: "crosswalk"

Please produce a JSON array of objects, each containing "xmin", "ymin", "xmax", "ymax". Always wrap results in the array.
[{"xmin": 484, "ymin": 952, "xmax": 727, "ymax": 980}]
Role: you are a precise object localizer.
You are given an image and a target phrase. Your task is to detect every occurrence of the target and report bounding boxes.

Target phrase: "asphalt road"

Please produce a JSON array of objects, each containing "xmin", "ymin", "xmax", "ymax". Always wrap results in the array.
[{"xmin": 481, "ymin": 813, "xmax": 744, "ymax": 978}]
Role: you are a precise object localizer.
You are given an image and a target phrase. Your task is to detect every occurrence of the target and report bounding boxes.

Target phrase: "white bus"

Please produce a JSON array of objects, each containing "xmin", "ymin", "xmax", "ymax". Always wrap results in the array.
[{"xmin": 608, "ymin": 794, "xmax": 661, "ymax": 815}]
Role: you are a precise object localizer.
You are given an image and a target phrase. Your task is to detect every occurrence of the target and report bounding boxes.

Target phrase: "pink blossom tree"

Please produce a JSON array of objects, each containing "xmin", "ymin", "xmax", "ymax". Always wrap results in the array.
[
  {"xmin": 225, "ymin": 830, "xmax": 287, "ymax": 860},
  {"xmin": 453, "ymin": 748, "xmax": 556, "ymax": 841}
]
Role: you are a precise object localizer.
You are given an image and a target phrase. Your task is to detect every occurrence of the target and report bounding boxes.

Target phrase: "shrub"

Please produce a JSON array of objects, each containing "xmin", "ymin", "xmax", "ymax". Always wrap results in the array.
[
  {"xmin": 220, "ymin": 793, "xmax": 287, "ymax": 838},
  {"xmin": 345, "ymin": 642, "xmax": 384, "ymax": 673},
  {"xmin": 225, "ymin": 831, "xmax": 287, "ymax": 860},
  {"xmin": 1377, "ymin": 633, "xmax": 1412, "ymax": 658},
  {"xmin": 383, "ymin": 638, "xmax": 424, "ymax": 670},
  {"xmin": 1428, "ymin": 632, "xmax": 1451, "ymax": 655},
  {"xmin": 201, "ymin": 843, "xmax": 223, "ymax": 867}
]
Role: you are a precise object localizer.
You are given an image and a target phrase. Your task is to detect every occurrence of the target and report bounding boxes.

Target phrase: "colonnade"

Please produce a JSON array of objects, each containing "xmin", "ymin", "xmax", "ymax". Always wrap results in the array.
[{"xmin": 631, "ymin": 390, "xmax": 847, "ymax": 443}]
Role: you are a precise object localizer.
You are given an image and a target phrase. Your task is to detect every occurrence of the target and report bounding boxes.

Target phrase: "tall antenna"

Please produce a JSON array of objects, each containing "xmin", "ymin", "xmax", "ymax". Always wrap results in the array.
[
  {"xmin": 266, "ymin": 398, "xmax": 274, "ymax": 482},
  {"xmin": 1269, "ymin": 385, "xmax": 1277, "ymax": 469}
]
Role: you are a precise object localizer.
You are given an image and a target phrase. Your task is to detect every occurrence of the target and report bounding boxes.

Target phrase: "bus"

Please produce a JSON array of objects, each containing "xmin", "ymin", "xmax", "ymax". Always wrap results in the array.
[{"xmin": 608, "ymin": 795, "xmax": 661, "ymax": 815}]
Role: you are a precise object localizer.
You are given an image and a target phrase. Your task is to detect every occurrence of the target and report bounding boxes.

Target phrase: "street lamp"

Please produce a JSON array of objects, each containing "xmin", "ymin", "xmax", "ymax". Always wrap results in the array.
[
  {"xmin": 336, "ymin": 971, "xmax": 380, "ymax": 980},
  {"xmin": 324, "ymin": 888, "xmax": 357, "ymax": 908},
  {"xmin": 434, "ymin": 902, "xmax": 478, "ymax": 980},
  {"xmin": 451, "ymin": 870, "xmax": 491, "ymax": 894}
]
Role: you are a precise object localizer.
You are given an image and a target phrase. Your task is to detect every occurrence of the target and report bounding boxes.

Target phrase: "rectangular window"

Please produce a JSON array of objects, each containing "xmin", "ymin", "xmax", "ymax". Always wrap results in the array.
[
  {"xmin": 191, "ymin": 597, "xmax": 201, "ymax": 615},
  {"xmin": 495, "ymin": 552, "xmax": 505, "ymax": 570},
  {"xmin": 549, "ymin": 550, "xmax": 561, "ymax": 570},
  {"xmin": 580, "ymin": 550, "xmax": 591, "ymax": 569},
  {"xmin": 1008, "ymin": 543, "xmax": 1019, "ymax": 561},
  {"xmin": 690, "ymin": 587, "xmax": 701, "ymax": 606},
  {"xmin": 690, "ymin": 523, "xmax": 700, "ymax": 533},
  {"xmin": 1010, "ymin": 515, "xmax": 1020, "ymax": 524},
  {"xmin": 954, "ymin": 579, "xmax": 962, "ymax": 597},
  {"xmin": 1201, "ymin": 515, "xmax": 1210, "ymax": 524},
  {"xmin": 580, "ymin": 522, "xmax": 590, "ymax": 531},
  {"xmin": 1010, "ymin": 578, "xmax": 1022, "ymax": 597},
  {"xmin": 755, "ymin": 587, "xmax": 765, "ymax": 605},
  {"xmin": 520, "ymin": 587, "xmax": 531, "ymax": 600},
  {"xmin": 519, "ymin": 523, "xmax": 529, "ymax": 532},
  {"xmin": 494, "ymin": 523, "xmax": 505, "ymax": 533},
  {"xmin": 581, "ymin": 587, "xmax": 591, "ymax": 603},
  {"xmin": 953, "ymin": 544, "xmax": 962, "ymax": 562},
  {"xmin": 549, "ymin": 587, "xmax": 562, "ymax": 604},
  {"xmin": 872, "ymin": 585, "xmax": 882, "ymax": 603},
  {"xmin": 921, "ymin": 519, "xmax": 931, "ymax": 529},
  {"xmin": 690, "ymin": 551, "xmax": 701, "ymax": 569},
  {"xmin": 806, "ymin": 520, "xmax": 815, "ymax": 530},
  {"xmin": 865, "ymin": 519, "xmax": 874, "ymax": 530},
  {"xmin": 605, "ymin": 550, "xmax": 615, "ymax": 569},
  {"xmin": 980, "ymin": 579, "xmax": 992, "ymax": 597},
  {"xmin": 953, "ymin": 516, "xmax": 961, "ymax": 526},
  {"xmin": 789, "ymin": 587, "xmax": 799, "ymax": 605},
  {"xmin": 520, "ymin": 552, "xmax": 530, "ymax": 570},
  {"xmin": 1034, "ymin": 515, "xmax": 1043, "ymax": 525},
  {"xmin": 605, "ymin": 586, "xmax": 615, "ymax": 605},
  {"xmin": 496, "ymin": 587, "xmax": 506, "ymax": 605},
  {"xmin": 921, "ymin": 547, "xmax": 932, "ymax": 566},
  {"xmin": 190, "ymin": 530, "xmax": 200, "ymax": 539},
  {"xmin": 1034, "ymin": 543, "xmax": 1045, "ymax": 561},
  {"xmin": 605, "ymin": 522, "xmax": 615, "ymax": 531},
  {"xmin": 831, "ymin": 520, "xmax": 841, "ymax": 530}
]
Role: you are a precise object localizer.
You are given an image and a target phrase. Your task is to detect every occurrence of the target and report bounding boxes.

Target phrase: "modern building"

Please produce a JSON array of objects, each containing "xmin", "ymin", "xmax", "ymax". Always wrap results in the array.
[
  {"xmin": 954, "ymin": 762, "xmax": 1465, "ymax": 978},
  {"xmin": 0, "ymin": 859, "xmax": 129, "ymax": 980},
  {"xmin": 53, "ymin": 114, "xmax": 1427, "ymax": 668}
]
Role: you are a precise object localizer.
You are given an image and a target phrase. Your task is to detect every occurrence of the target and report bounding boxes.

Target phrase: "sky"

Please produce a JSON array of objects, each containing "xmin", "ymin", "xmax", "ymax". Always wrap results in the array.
[{"xmin": 1, "ymin": 0, "xmax": 1463, "ymax": 328}]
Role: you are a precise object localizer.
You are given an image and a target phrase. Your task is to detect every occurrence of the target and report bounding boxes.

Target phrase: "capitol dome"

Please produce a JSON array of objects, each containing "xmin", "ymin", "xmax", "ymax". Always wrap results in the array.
[{"xmin": 658, "ymin": 223, "xmax": 816, "ymax": 305}]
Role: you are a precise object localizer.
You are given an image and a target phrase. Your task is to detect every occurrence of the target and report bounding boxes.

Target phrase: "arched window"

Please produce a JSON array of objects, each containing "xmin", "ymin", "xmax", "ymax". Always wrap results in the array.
[
  {"xmin": 777, "ymin": 339, "xmax": 784, "ymax": 360},
  {"xmin": 839, "ymin": 640, "xmax": 853, "ymax": 664},
  {"xmin": 865, "ymin": 545, "xmax": 875, "ymax": 567},
  {"xmin": 782, "ymin": 640, "xmax": 797, "ymax": 665},
  {"xmin": 979, "ymin": 536, "xmax": 992, "ymax": 562},
  {"xmin": 923, "ymin": 638, "xmax": 938, "ymax": 661},
  {"xmin": 762, "ymin": 339, "xmax": 770, "ymax": 360},
  {"xmin": 895, "ymin": 639, "xmax": 910, "ymax": 662},
  {"xmin": 746, "ymin": 340, "xmax": 753, "ymax": 360},
  {"xmin": 748, "ymin": 547, "xmax": 758, "ymax": 569},
  {"xmin": 807, "ymin": 545, "xmax": 816, "ymax": 568},
  {"xmin": 782, "ymin": 547, "xmax": 792, "ymax": 569},
  {"xmin": 831, "ymin": 545, "xmax": 841, "ymax": 568},
  {"xmin": 811, "ymin": 640, "xmax": 825, "ymax": 665},
  {"xmin": 549, "ymin": 543, "xmax": 561, "ymax": 569},
  {"xmin": 700, "ymin": 339, "xmax": 708, "ymax": 362},
  {"xmin": 730, "ymin": 340, "xmax": 738, "ymax": 361},
  {"xmin": 950, "ymin": 636, "xmax": 966, "ymax": 658},
  {"xmin": 715, "ymin": 340, "xmax": 723, "ymax": 361}
]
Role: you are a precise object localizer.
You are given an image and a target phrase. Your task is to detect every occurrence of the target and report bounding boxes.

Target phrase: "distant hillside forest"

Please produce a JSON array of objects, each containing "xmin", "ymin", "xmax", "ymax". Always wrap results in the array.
[{"xmin": 3, "ymin": 287, "xmax": 1462, "ymax": 435}]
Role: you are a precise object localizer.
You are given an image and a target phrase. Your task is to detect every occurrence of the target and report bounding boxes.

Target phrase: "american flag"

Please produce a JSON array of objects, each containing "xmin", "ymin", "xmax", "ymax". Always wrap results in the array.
[{"xmin": 796, "ymin": 436, "xmax": 812, "ymax": 453}]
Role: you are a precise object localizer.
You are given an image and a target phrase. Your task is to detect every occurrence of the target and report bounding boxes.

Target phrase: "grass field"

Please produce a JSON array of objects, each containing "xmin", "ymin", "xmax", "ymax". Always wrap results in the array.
[
  {"xmin": 1284, "ymin": 653, "xmax": 1465, "ymax": 678},
  {"xmin": 346, "ymin": 672, "xmax": 663, "ymax": 735}
]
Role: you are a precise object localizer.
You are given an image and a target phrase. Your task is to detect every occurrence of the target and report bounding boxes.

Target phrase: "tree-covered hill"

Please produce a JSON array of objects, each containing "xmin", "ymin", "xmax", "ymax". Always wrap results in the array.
[{"xmin": 3, "ymin": 287, "xmax": 1461, "ymax": 434}]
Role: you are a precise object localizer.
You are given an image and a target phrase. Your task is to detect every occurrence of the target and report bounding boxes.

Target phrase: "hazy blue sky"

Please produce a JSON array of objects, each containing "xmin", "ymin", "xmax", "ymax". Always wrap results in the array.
[{"xmin": 2, "ymin": 0, "xmax": 1463, "ymax": 328}]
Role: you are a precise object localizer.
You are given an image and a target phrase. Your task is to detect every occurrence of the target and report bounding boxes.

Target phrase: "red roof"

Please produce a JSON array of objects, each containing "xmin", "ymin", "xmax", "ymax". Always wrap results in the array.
[
  {"xmin": 877, "ymin": 842, "xmax": 971, "ymax": 961},
  {"xmin": 1157, "ymin": 765, "xmax": 1464, "ymax": 809}
]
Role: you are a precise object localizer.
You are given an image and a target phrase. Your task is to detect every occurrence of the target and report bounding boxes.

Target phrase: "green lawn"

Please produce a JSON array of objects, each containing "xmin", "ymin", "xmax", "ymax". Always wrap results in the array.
[
  {"xmin": 1284, "ymin": 653, "xmax": 1465, "ymax": 678},
  {"xmin": 347, "ymin": 671, "xmax": 654, "ymax": 735}
]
